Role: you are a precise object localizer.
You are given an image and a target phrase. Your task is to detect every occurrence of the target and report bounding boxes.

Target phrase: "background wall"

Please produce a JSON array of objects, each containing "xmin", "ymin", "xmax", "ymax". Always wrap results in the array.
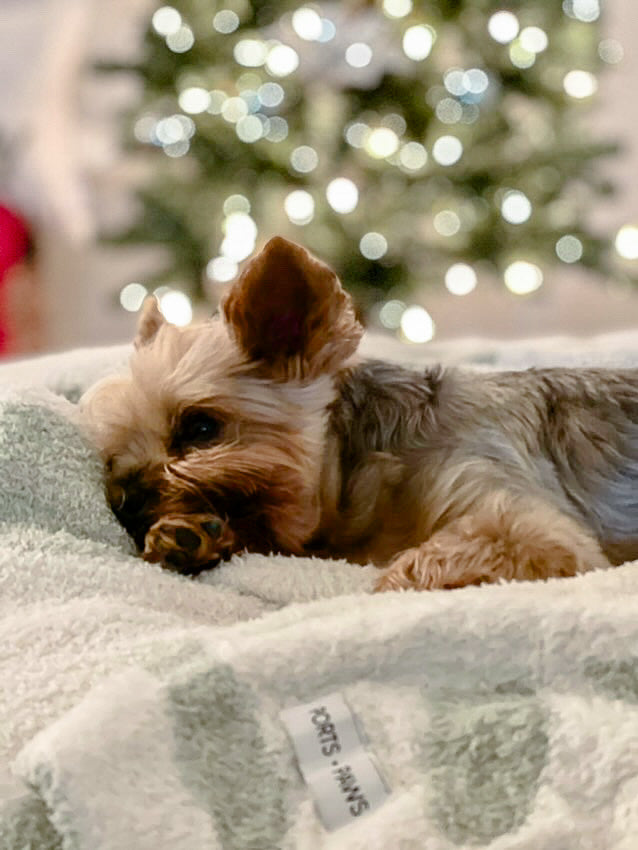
[{"xmin": 1, "ymin": 0, "xmax": 637, "ymax": 353}]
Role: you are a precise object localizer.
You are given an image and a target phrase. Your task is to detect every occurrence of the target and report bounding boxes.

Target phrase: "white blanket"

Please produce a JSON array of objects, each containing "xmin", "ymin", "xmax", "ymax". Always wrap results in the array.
[{"xmin": 1, "ymin": 331, "xmax": 638, "ymax": 849}]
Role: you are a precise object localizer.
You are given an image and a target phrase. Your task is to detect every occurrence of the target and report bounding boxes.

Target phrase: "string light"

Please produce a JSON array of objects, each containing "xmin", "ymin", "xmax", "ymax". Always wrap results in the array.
[
  {"xmin": 345, "ymin": 43, "xmax": 373, "ymax": 68},
  {"xmin": 116, "ymin": 0, "xmax": 618, "ymax": 338},
  {"xmin": 563, "ymin": 70, "xmax": 598, "ymax": 99},
  {"xmin": 501, "ymin": 190, "xmax": 532, "ymax": 225},
  {"xmin": 266, "ymin": 44, "xmax": 299, "ymax": 76},
  {"xmin": 615, "ymin": 226, "xmax": 638, "ymax": 260},
  {"xmin": 285, "ymin": 190, "xmax": 315, "ymax": 225},
  {"xmin": 326, "ymin": 178, "xmax": 359, "ymax": 214},
  {"xmin": 445, "ymin": 263, "xmax": 477, "ymax": 295},
  {"xmin": 379, "ymin": 300, "xmax": 406, "ymax": 328},
  {"xmin": 383, "ymin": 0, "xmax": 412, "ymax": 17},
  {"xmin": 206, "ymin": 257, "xmax": 238, "ymax": 282},
  {"xmin": 555, "ymin": 235, "xmax": 583, "ymax": 263},
  {"xmin": 213, "ymin": 10, "xmax": 239, "ymax": 34},
  {"xmin": 120, "ymin": 282, "xmax": 148, "ymax": 311},
  {"xmin": 488, "ymin": 11, "xmax": 519, "ymax": 44},
  {"xmin": 360, "ymin": 232, "xmax": 388, "ymax": 259},
  {"xmin": 401, "ymin": 306, "xmax": 435, "ymax": 342},
  {"xmin": 402, "ymin": 26, "xmax": 434, "ymax": 61},
  {"xmin": 432, "ymin": 136, "xmax": 463, "ymax": 166},
  {"xmin": 166, "ymin": 26, "xmax": 194, "ymax": 53},
  {"xmin": 292, "ymin": 7, "xmax": 323, "ymax": 41},
  {"xmin": 365, "ymin": 127, "xmax": 399, "ymax": 158},
  {"xmin": 504, "ymin": 261, "xmax": 543, "ymax": 295},
  {"xmin": 159, "ymin": 290, "xmax": 193, "ymax": 325},
  {"xmin": 152, "ymin": 7, "xmax": 181, "ymax": 36}
]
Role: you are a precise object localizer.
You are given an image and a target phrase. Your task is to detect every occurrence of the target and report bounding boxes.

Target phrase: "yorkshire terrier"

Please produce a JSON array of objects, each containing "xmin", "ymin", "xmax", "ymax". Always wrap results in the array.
[{"xmin": 81, "ymin": 236, "xmax": 638, "ymax": 591}]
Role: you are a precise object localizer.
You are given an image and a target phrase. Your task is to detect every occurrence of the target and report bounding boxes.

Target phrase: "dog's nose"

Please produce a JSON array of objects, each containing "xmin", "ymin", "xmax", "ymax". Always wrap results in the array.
[{"xmin": 143, "ymin": 513, "xmax": 233, "ymax": 575}]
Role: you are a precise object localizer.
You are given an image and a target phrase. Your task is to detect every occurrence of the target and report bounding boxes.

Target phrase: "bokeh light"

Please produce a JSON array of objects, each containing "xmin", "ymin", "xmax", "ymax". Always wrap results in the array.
[
  {"xmin": 365, "ymin": 127, "xmax": 399, "ymax": 158},
  {"xmin": 159, "ymin": 290, "xmax": 193, "ymax": 325},
  {"xmin": 120, "ymin": 282, "xmax": 148, "ymax": 312},
  {"xmin": 206, "ymin": 256, "xmax": 238, "ymax": 282},
  {"xmin": 564, "ymin": 0, "xmax": 600, "ymax": 23},
  {"xmin": 213, "ymin": 10, "xmax": 239, "ymax": 34},
  {"xmin": 290, "ymin": 145, "xmax": 319, "ymax": 172},
  {"xmin": 166, "ymin": 25, "xmax": 194, "ymax": 53},
  {"xmin": 234, "ymin": 39, "xmax": 268, "ymax": 67},
  {"xmin": 445, "ymin": 263, "xmax": 477, "ymax": 295},
  {"xmin": 221, "ymin": 212, "xmax": 258, "ymax": 261},
  {"xmin": 326, "ymin": 178, "xmax": 359, "ymax": 214},
  {"xmin": 488, "ymin": 11, "xmax": 519, "ymax": 44},
  {"xmin": 401, "ymin": 306, "xmax": 435, "ymax": 342},
  {"xmin": 504, "ymin": 261, "xmax": 543, "ymax": 294},
  {"xmin": 563, "ymin": 70, "xmax": 598, "ymax": 98},
  {"xmin": 501, "ymin": 190, "xmax": 532, "ymax": 224},
  {"xmin": 383, "ymin": 0, "xmax": 412, "ymax": 17},
  {"xmin": 258, "ymin": 82, "xmax": 284, "ymax": 107},
  {"xmin": 598, "ymin": 39, "xmax": 624, "ymax": 64},
  {"xmin": 152, "ymin": 6, "xmax": 181, "ymax": 36},
  {"xmin": 292, "ymin": 7, "xmax": 323, "ymax": 41},
  {"xmin": 345, "ymin": 43, "xmax": 373, "ymax": 68},
  {"xmin": 432, "ymin": 136, "xmax": 463, "ymax": 166},
  {"xmin": 285, "ymin": 190, "xmax": 315, "ymax": 225},
  {"xmin": 433, "ymin": 210, "xmax": 461, "ymax": 236},
  {"xmin": 519, "ymin": 26, "xmax": 548, "ymax": 53},
  {"xmin": 379, "ymin": 299, "xmax": 406, "ymax": 328},
  {"xmin": 266, "ymin": 44, "xmax": 299, "ymax": 76},
  {"xmin": 223, "ymin": 194, "xmax": 250, "ymax": 215},
  {"xmin": 615, "ymin": 225, "xmax": 638, "ymax": 260},
  {"xmin": 178, "ymin": 87, "xmax": 211, "ymax": 114},
  {"xmin": 399, "ymin": 142, "xmax": 428, "ymax": 171},
  {"xmin": 402, "ymin": 26, "xmax": 434, "ymax": 61},
  {"xmin": 360, "ymin": 232, "xmax": 388, "ymax": 259},
  {"xmin": 555, "ymin": 235, "xmax": 583, "ymax": 263}
]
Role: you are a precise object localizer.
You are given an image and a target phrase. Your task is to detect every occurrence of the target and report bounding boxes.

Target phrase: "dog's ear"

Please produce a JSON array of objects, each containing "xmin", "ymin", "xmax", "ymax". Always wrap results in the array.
[
  {"xmin": 134, "ymin": 296, "xmax": 165, "ymax": 348},
  {"xmin": 222, "ymin": 237, "xmax": 363, "ymax": 376}
]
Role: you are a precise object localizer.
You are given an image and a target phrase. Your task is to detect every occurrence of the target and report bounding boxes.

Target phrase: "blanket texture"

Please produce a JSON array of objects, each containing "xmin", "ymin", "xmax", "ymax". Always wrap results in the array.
[{"xmin": 1, "ymin": 332, "xmax": 638, "ymax": 849}]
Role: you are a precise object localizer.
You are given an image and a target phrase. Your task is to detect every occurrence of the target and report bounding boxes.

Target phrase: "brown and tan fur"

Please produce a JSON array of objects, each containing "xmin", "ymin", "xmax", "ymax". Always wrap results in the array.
[{"xmin": 81, "ymin": 236, "xmax": 638, "ymax": 591}]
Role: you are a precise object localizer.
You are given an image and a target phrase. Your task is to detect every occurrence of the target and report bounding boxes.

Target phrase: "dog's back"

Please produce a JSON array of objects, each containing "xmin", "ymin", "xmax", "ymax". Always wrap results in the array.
[{"xmin": 321, "ymin": 361, "xmax": 638, "ymax": 567}]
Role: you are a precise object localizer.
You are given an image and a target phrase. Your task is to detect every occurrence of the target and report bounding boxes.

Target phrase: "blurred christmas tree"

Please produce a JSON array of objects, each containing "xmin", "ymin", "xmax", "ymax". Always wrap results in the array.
[{"xmin": 103, "ymin": 0, "xmax": 625, "ymax": 335}]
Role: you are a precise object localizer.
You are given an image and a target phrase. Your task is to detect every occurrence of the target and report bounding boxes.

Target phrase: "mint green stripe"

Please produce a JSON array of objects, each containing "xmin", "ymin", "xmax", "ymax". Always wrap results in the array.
[{"xmin": 166, "ymin": 664, "xmax": 288, "ymax": 850}]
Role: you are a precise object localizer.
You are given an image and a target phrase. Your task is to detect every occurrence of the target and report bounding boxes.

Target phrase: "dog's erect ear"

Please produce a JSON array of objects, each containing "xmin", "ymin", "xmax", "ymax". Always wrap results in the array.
[
  {"xmin": 134, "ymin": 296, "xmax": 165, "ymax": 348},
  {"xmin": 222, "ymin": 237, "xmax": 363, "ymax": 376}
]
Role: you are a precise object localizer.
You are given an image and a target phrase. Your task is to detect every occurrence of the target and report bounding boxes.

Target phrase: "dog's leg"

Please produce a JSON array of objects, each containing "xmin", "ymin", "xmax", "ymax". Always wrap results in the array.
[{"xmin": 375, "ymin": 492, "xmax": 611, "ymax": 591}]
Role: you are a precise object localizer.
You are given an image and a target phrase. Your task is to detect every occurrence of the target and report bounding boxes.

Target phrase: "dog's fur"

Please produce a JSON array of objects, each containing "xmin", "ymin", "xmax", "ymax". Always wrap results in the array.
[{"xmin": 81, "ymin": 236, "xmax": 638, "ymax": 591}]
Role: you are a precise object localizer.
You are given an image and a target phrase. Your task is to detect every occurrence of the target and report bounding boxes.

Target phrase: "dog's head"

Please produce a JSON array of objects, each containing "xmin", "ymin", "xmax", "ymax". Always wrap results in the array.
[{"xmin": 81, "ymin": 237, "xmax": 362, "ymax": 573}]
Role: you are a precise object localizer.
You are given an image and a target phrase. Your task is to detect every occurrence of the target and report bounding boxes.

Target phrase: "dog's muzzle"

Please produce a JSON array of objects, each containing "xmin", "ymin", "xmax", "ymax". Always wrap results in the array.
[{"xmin": 142, "ymin": 513, "xmax": 237, "ymax": 575}]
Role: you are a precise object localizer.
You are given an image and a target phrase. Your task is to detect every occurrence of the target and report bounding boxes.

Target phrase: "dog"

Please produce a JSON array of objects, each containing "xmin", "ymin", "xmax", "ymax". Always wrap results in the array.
[{"xmin": 81, "ymin": 236, "xmax": 638, "ymax": 591}]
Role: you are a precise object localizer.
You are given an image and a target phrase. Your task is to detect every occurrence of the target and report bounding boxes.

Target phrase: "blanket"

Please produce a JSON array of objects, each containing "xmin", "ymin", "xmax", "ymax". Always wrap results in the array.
[{"xmin": 1, "ymin": 332, "xmax": 638, "ymax": 849}]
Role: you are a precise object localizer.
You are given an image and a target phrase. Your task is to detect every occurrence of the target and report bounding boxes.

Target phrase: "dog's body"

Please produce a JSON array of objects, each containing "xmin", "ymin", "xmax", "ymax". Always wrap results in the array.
[{"xmin": 82, "ymin": 237, "xmax": 638, "ymax": 590}]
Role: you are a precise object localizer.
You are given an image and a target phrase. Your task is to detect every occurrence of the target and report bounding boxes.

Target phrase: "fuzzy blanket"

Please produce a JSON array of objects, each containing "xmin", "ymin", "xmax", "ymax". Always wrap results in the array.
[{"xmin": 1, "ymin": 332, "xmax": 638, "ymax": 849}]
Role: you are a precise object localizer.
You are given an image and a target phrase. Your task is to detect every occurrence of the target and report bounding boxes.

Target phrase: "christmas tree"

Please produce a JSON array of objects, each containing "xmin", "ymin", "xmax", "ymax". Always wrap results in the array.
[{"xmin": 102, "ymin": 0, "xmax": 623, "ymax": 338}]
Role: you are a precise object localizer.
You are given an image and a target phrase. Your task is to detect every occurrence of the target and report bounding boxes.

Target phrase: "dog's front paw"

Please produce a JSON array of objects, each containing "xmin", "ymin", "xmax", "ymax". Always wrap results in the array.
[{"xmin": 143, "ymin": 513, "xmax": 236, "ymax": 575}]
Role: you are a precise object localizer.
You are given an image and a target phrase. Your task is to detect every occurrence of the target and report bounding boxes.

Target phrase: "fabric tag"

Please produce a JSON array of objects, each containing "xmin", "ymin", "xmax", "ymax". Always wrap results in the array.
[{"xmin": 280, "ymin": 691, "xmax": 390, "ymax": 831}]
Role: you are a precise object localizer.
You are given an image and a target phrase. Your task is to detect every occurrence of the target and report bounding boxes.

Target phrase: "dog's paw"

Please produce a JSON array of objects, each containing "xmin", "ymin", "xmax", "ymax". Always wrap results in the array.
[
  {"xmin": 374, "ymin": 543, "xmax": 453, "ymax": 592},
  {"xmin": 143, "ymin": 513, "xmax": 236, "ymax": 575}
]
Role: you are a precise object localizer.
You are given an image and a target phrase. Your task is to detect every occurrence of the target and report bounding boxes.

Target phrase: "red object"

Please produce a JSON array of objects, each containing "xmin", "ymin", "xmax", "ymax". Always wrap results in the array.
[{"xmin": 0, "ymin": 204, "xmax": 32, "ymax": 353}]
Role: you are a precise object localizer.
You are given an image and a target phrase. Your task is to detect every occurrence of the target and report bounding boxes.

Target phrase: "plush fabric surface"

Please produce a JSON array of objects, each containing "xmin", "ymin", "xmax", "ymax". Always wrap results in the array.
[{"xmin": 1, "ymin": 331, "xmax": 638, "ymax": 849}]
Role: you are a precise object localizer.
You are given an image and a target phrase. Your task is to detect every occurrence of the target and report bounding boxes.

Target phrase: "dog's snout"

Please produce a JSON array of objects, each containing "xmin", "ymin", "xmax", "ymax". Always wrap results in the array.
[{"xmin": 108, "ymin": 470, "xmax": 159, "ymax": 549}]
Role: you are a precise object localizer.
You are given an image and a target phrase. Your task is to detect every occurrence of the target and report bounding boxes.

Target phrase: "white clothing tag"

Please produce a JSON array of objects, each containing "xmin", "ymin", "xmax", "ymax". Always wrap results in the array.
[{"xmin": 280, "ymin": 691, "xmax": 390, "ymax": 831}]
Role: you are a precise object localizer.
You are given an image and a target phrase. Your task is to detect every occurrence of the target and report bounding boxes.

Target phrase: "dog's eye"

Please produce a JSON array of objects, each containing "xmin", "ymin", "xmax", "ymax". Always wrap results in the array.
[{"xmin": 173, "ymin": 411, "xmax": 223, "ymax": 450}]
